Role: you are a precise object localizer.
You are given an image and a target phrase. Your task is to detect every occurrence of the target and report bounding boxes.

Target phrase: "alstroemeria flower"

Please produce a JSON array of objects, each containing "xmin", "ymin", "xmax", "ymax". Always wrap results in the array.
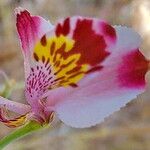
[{"xmin": 0, "ymin": 7, "xmax": 149, "ymax": 128}]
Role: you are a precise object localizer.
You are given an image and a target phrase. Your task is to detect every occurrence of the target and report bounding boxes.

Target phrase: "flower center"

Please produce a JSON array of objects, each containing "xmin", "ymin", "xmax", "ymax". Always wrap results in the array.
[{"xmin": 33, "ymin": 35, "xmax": 89, "ymax": 88}]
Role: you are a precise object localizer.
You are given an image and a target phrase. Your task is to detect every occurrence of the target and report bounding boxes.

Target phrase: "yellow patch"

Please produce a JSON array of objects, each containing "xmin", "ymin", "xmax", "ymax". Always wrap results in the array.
[
  {"xmin": 3, "ymin": 113, "xmax": 29, "ymax": 128},
  {"xmin": 33, "ymin": 35, "xmax": 89, "ymax": 88}
]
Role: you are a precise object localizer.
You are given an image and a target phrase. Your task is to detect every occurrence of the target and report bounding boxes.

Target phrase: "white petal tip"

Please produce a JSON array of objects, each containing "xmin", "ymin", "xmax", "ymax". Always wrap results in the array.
[
  {"xmin": 14, "ymin": 7, "xmax": 26, "ymax": 16},
  {"xmin": 113, "ymin": 25, "xmax": 142, "ymax": 50}
]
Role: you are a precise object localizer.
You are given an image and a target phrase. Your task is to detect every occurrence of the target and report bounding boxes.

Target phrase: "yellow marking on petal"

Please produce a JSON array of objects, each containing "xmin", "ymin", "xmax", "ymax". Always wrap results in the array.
[
  {"xmin": 34, "ymin": 35, "xmax": 74, "ymax": 60},
  {"xmin": 3, "ymin": 113, "xmax": 29, "ymax": 128},
  {"xmin": 33, "ymin": 35, "xmax": 89, "ymax": 88}
]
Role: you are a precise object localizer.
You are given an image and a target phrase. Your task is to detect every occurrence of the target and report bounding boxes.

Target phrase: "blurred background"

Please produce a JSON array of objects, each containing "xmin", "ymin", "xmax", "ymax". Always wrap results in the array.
[{"xmin": 0, "ymin": 0, "xmax": 150, "ymax": 149}]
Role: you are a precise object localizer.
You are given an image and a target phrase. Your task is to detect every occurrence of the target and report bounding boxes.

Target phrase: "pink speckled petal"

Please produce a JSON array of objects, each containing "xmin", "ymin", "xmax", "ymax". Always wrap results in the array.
[
  {"xmin": 24, "ymin": 16, "xmax": 117, "ymax": 104},
  {"xmin": 49, "ymin": 27, "xmax": 149, "ymax": 128}
]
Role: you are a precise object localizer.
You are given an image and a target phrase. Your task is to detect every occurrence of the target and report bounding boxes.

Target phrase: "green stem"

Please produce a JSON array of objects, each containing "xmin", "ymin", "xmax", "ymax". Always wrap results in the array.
[{"xmin": 0, "ymin": 121, "xmax": 43, "ymax": 150}]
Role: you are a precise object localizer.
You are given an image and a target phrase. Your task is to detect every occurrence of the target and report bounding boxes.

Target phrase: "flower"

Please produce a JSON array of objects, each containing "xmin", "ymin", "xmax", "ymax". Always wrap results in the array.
[{"xmin": 0, "ymin": 7, "xmax": 149, "ymax": 128}]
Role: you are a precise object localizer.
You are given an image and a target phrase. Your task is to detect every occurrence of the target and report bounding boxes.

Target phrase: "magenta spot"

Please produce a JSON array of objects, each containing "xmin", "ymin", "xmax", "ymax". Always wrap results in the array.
[
  {"xmin": 118, "ymin": 49, "xmax": 149, "ymax": 88},
  {"xmin": 31, "ymin": 68, "xmax": 34, "ymax": 72}
]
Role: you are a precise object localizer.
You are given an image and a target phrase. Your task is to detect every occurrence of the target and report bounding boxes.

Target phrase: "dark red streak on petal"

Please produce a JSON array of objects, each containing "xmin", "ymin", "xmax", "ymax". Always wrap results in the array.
[
  {"xmin": 86, "ymin": 66, "xmax": 102, "ymax": 74},
  {"xmin": 53, "ymin": 76, "xmax": 65, "ymax": 82},
  {"xmin": 45, "ymin": 58, "xmax": 50, "ymax": 67},
  {"xmin": 54, "ymin": 61, "xmax": 60, "ymax": 67},
  {"xmin": 53, "ymin": 43, "xmax": 66, "ymax": 62},
  {"xmin": 33, "ymin": 53, "xmax": 39, "ymax": 61},
  {"xmin": 69, "ymin": 83, "xmax": 78, "ymax": 88},
  {"xmin": 68, "ymin": 72, "xmax": 84, "ymax": 79},
  {"xmin": 50, "ymin": 41, "xmax": 56, "ymax": 55},
  {"xmin": 54, "ymin": 59, "xmax": 75, "ymax": 75},
  {"xmin": 42, "ymin": 56, "xmax": 45, "ymax": 63},
  {"xmin": 118, "ymin": 49, "xmax": 149, "ymax": 88},
  {"xmin": 66, "ymin": 66, "xmax": 82, "ymax": 75},
  {"xmin": 41, "ymin": 35, "xmax": 47, "ymax": 46},
  {"xmin": 71, "ymin": 19, "xmax": 110, "ymax": 66},
  {"xmin": 55, "ymin": 19, "xmax": 110, "ymax": 66},
  {"xmin": 56, "ymin": 18, "xmax": 70, "ymax": 36},
  {"xmin": 101, "ymin": 22, "xmax": 116, "ymax": 41}
]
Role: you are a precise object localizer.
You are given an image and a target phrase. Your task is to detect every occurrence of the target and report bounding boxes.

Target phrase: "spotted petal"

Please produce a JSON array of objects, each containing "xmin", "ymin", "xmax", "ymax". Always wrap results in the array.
[
  {"xmin": 17, "ymin": 12, "xmax": 149, "ymax": 128},
  {"xmin": 48, "ymin": 26, "xmax": 149, "ymax": 128},
  {"xmin": 25, "ymin": 16, "xmax": 117, "ymax": 105}
]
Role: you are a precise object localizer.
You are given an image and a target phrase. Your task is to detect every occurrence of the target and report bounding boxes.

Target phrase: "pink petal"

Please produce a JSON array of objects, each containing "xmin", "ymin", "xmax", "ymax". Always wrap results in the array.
[
  {"xmin": 15, "ymin": 7, "xmax": 53, "ymax": 54},
  {"xmin": 113, "ymin": 26, "xmax": 141, "ymax": 51},
  {"xmin": 15, "ymin": 7, "xmax": 53, "ymax": 78},
  {"xmin": 24, "ymin": 16, "xmax": 117, "ymax": 107},
  {"xmin": 48, "ymin": 26, "xmax": 149, "ymax": 128},
  {"xmin": 0, "ymin": 96, "xmax": 30, "ymax": 114},
  {"xmin": 21, "ymin": 14, "xmax": 148, "ymax": 129},
  {"xmin": 54, "ymin": 16, "xmax": 116, "ymax": 65}
]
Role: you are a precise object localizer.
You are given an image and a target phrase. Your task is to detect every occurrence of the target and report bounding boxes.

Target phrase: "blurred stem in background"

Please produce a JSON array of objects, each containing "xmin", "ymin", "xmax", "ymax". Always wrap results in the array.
[{"xmin": 0, "ymin": 70, "xmax": 24, "ymax": 98}]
